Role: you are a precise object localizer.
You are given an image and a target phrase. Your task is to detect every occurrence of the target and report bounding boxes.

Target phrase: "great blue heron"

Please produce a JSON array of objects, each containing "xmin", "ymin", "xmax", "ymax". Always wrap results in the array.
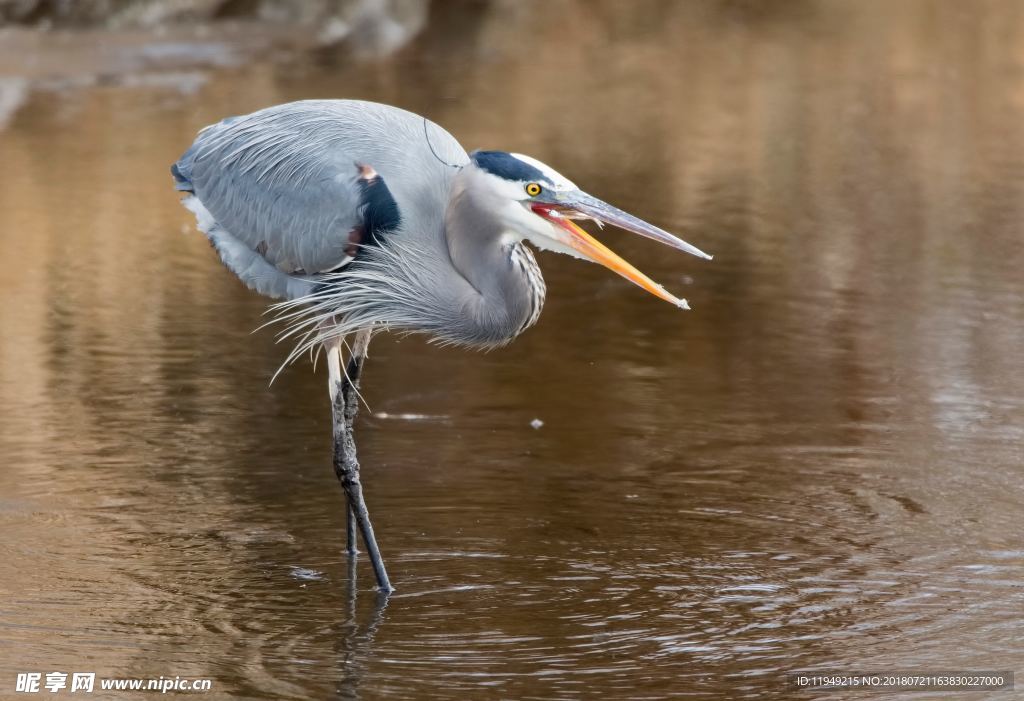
[{"xmin": 172, "ymin": 99, "xmax": 711, "ymax": 593}]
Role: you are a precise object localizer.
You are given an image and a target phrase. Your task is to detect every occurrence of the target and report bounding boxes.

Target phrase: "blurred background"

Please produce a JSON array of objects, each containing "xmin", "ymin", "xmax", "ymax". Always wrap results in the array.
[{"xmin": 0, "ymin": 1, "xmax": 1022, "ymax": 699}]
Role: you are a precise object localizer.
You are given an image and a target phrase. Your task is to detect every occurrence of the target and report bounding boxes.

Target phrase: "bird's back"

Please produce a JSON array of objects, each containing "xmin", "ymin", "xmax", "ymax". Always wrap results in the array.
[{"xmin": 173, "ymin": 100, "xmax": 468, "ymax": 292}]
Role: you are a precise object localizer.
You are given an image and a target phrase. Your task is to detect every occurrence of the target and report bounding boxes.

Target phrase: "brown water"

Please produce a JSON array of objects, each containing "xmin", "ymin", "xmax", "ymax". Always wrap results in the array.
[{"xmin": 1, "ymin": 2, "xmax": 1023, "ymax": 699}]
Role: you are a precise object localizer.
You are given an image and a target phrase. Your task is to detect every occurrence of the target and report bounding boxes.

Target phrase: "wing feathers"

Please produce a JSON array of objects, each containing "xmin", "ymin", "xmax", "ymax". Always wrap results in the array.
[{"xmin": 173, "ymin": 99, "xmax": 468, "ymax": 298}]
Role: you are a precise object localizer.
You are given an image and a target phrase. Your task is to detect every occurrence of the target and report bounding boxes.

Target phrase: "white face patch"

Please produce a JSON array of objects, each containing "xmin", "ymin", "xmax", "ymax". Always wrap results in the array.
[
  {"xmin": 478, "ymin": 170, "xmax": 536, "ymax": 201},
  {"xmin": 509, "ymin": 153, "xmax": 577, "ymax": 192}
]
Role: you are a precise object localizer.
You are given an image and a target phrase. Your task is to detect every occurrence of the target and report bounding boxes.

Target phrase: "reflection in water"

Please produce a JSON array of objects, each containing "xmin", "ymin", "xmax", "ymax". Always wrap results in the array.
[
  {"xmin": 1, "ymin": 1, "xmax": 1023, "ymax": 698},
  {"xmin": 338, "ymin": 562, "xmax": 389, "ymax": 701}
]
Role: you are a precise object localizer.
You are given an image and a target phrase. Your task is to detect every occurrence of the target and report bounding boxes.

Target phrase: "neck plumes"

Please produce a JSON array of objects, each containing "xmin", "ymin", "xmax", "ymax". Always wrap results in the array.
[{"xmin": 444, "ymin": 173, "xmax": 546, "ymax": 347}]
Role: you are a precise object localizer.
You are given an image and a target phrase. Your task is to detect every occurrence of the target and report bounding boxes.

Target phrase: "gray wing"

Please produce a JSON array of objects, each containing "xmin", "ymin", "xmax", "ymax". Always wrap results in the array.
[{"xmin": 173, "ymin": 99, "xmax": 468, "ymax": 288}]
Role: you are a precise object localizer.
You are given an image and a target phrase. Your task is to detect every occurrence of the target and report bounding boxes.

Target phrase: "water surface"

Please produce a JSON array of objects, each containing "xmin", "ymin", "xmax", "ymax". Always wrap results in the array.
[{"xmin": 1, "ymin": 2, "xmax": 1022, "ymax": 698}]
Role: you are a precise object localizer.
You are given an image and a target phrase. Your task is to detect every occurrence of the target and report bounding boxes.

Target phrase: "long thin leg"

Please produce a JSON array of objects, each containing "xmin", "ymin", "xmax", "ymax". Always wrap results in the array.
[
  {"xmin": 342, "ymin": 344, "xmax": 365, "ymax": 556},
  {"xmin": 326, "ymin": 331, "xmax": 393, "ymax": 593},
  {"xmin": 346, "ymin": 502, "xmax": 358, "ymax": 556},
  {"xmin": 342, "ymin": 353, "xmax": 361, "ymax": 555},
  {"xmin": 327, "ymin": 342, "xmax": 359, "ymax": 556}
]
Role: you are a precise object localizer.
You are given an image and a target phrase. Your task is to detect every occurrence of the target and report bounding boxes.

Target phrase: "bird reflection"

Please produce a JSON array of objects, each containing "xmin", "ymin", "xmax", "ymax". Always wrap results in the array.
[{"xmin": 335, "ymin": 557, "xmax": 390, "ymax": 700}]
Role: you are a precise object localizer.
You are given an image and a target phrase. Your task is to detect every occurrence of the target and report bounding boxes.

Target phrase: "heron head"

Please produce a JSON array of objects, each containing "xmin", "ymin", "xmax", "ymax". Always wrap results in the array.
[{"xmin": 466, "ymin": 150, "xmax": 711, "ymax": 309}]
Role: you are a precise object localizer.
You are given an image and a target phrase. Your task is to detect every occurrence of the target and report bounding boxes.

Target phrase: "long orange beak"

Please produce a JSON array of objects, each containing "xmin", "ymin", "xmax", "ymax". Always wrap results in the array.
[{"xmin": 533, "ymin": 199, "xmax": 710, "ymax": 309}]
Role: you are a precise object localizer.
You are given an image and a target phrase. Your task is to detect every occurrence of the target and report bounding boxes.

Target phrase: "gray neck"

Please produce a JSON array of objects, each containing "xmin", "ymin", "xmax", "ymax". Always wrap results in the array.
[{"xmin": 443, "ymin": 182, "xmax": 545, "ymax": 347}]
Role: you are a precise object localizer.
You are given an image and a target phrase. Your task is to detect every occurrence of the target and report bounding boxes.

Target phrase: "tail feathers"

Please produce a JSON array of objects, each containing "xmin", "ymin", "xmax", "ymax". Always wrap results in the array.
[
  {"xmin": 181, "ymin": 195, "xmax": 315, "ymax": 301},
  {"xmin": 170, "ymin": 162, "xmax": 193, "ymax": 192}
]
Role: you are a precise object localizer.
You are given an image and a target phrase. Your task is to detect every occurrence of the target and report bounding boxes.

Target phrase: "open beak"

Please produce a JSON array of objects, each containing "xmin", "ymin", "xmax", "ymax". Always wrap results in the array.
[{"xmin": 532, "ymin": 191, "xmax": 711, "ymax": 309}]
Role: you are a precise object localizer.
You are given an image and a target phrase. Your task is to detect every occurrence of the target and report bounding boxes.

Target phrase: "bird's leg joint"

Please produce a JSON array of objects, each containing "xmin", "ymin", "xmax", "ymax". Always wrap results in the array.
[{"xmin": 341, "ymin": 355, "xmax": 364, "ymax": 429}]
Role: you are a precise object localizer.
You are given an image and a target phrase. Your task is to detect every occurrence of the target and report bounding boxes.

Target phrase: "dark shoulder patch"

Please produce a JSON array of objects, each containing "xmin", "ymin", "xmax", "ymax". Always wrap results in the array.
[
  {"xmin": 322, "ymin": 163, "xmax": 401, "ymax": 276},
  {"xmin": 354, "ymin": 163, "xmax": 401, "ymax": 247},
  {"xmin": 470, "ymin": 150, "xmax": 547, "ymax": 184}
]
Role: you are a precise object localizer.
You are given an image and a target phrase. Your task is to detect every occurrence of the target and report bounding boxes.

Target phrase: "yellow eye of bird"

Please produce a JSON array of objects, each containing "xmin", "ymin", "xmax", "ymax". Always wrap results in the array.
[{"xmin": 525, "ymin": 182, "xmax": 542, "ymax": 197}]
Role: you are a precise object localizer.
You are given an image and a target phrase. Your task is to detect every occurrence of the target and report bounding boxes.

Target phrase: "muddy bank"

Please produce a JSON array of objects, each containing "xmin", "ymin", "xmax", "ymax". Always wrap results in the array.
[{"xmin": 0, "ymin": 0, "xmax": 429, "ymax": 127}]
